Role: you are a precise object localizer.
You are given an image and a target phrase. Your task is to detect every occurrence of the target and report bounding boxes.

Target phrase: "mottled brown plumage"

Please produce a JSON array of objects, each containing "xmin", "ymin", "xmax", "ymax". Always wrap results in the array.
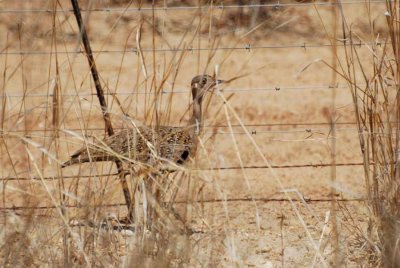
[{"xmin": 62, "ymin": 75, "xmax": 223, "ymax": 168}]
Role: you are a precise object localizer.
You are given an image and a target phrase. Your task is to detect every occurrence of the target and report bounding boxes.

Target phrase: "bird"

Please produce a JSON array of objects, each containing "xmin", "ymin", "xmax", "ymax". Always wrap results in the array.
[{"xmin": 61, "ymin": 74, "xmax": 224, "ymax": 169}]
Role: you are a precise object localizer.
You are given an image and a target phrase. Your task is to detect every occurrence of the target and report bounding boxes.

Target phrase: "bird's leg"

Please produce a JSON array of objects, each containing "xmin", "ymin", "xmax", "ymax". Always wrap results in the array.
[
  {"xmin": 169, "ymin": 204, "xmax": 193, "ymax": 235},
  {"xmin": 139, "ymin": 171, "xmax": 194, "ymax": 235},
  {"xmin": 117, "ymin": 165, "xmax": 135, "ymax": 223},
  {"xmin": 126, "ymin": 168, "xmax": 139, "ymax": 223},
  {"xmin": 144, "ymin": 172, "xmax": 158, "ymax": 231},
  {"xmin": 142, "ymin": 185, "xmax": 190, "ymax": 235},
  {"xmin": 154, "ymin": 172, "xmax": 165, "ymax": 206},
  {"xmin": 145, "ymin": 171, "xmax": 184, "ymax": 233},
  {"xmin": 161, "ymin": 172, "xmax": 194, "ymax": 235},
  {"xmin": 125, "ymin": 163, "xmax": 146, "ymax": 224}
]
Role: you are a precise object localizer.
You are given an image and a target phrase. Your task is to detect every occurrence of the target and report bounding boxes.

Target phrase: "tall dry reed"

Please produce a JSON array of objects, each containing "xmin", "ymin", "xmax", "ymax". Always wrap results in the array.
[{"xmin": 337, "ymin": 0, "xmax": 400, "ymax": 266}]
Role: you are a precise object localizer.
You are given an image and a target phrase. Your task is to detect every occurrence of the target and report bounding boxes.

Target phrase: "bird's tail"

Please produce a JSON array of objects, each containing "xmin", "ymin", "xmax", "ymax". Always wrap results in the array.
[
  {"xmin": 61, "ymin": 157, "xmax": 81, "ymax": 168},
  {"xmin": 61, "ymin": 147, "xmax": 88, "ymax": 168},
  {"xmin": 61, "ymin": 153, "xmax": 114, "ymax": 168}
]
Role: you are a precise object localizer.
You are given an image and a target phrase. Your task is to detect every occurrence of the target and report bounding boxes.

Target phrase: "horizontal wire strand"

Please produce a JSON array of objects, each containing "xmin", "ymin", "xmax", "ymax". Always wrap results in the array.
[
  {"xmin": 0, "ymin": 83, "xmax": 355, "ymax": 99},
  {"xmin": 0, "ymin": 197, "xmax": 366, "ymax": 211},
  {"xmin": 0, "ymin": 0, "xmax": 388, "ymax": 14},
  {"xmin": 0, "ymin": 127, "xmax": 361, "ymax": 136},
  {"xmin": 1, "ymin": 121, "xmax": 360, "ymax": 132},
  {"xmin": 0, "ymin": 41, "xmax": 385, "ymax": 56},
  {"xmin": 0, "ymin": 162, "xmax": 370, "ymax": 182},
  {"xmin": 0, "ymin": 84, "xmax": 354, "ymax": 99}
]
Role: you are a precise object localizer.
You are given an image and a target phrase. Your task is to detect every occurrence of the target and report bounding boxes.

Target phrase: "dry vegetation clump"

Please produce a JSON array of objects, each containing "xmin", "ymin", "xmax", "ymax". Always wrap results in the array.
[{"xmin": 334, "ymin": 1, "xmax": 400, "ymax": 266}]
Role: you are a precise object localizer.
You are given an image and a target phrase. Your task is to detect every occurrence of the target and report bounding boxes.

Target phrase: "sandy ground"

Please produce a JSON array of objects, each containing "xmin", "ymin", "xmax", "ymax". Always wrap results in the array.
[{"xmin": 0, "ymin": 0, "xmax": 389, "ymax": 266}]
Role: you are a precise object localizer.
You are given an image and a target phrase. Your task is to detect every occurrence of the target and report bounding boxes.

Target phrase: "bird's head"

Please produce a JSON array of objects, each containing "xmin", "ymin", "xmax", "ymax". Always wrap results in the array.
[{"xmin": 191, "ymin": 74, "xmax": 224, "ymax": 101}]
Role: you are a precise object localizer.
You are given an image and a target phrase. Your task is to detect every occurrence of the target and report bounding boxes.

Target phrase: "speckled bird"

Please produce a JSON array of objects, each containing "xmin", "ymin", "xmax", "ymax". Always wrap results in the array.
[{"xmin": 61, "ymin": 75, "xmax": 223, "ymax": 168}]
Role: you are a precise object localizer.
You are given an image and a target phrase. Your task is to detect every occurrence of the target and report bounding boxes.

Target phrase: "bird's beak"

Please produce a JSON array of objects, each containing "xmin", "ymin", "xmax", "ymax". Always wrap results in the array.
[
  {"xmin": 210, "ymin": 79, "xmax": 224, "ymax": 89},
  {"xmin": 206, "ymin": 79, "xmax": 224, "ymax": 93}
]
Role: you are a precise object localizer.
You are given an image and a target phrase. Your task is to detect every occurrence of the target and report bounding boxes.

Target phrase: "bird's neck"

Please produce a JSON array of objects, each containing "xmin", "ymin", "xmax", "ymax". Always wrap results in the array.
[{"xmin": 189, "ymin": 95, "xmax": 203, "ymax": 136}]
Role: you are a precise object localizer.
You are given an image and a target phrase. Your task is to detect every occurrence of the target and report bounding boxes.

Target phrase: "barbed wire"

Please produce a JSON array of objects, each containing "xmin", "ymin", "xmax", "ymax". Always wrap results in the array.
[
  {"xmin": 1, "ymin": 123, "xmax": 365, "ymax": 144},
  {"xmin": 0, "ymin": 84, "xmax": 353, "ymax": 100},
  {"xmin": 1, "ymin": 40, "xmax": 384, "ymax": 56},
  {"xmin": 0, "ymin": 196, "xmax": 366, "ymax": 211},
  {"xmin": 0, "ymin": 0, "xmax": 389, "ymax": 14},
  {"xmin": 1, "ymin": 121, "xmax": 360, "ymax": 131},
  {"xmin": 0, "ymin": 162, "xmax": 368, "ymax": 182},
  {"xmin": 1, "ymin": 127, "xmax": 361, "ymax": 137}
]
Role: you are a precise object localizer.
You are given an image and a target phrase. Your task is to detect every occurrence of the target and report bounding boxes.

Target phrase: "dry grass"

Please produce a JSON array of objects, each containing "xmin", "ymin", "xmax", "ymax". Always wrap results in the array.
[
  {"xmin": 1, "ymin": 0, "xmax": 398, "ymax": 266},
  {"xmin": 333, "ymin": 0, "xmax": 400, "ymax": 266}
]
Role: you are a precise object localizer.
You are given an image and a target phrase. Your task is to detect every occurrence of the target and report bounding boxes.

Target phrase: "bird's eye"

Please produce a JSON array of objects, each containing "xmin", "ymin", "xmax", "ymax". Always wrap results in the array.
[{"xmin": 201, "ymin": 78, "xmax": 207, "ymax": 84}]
